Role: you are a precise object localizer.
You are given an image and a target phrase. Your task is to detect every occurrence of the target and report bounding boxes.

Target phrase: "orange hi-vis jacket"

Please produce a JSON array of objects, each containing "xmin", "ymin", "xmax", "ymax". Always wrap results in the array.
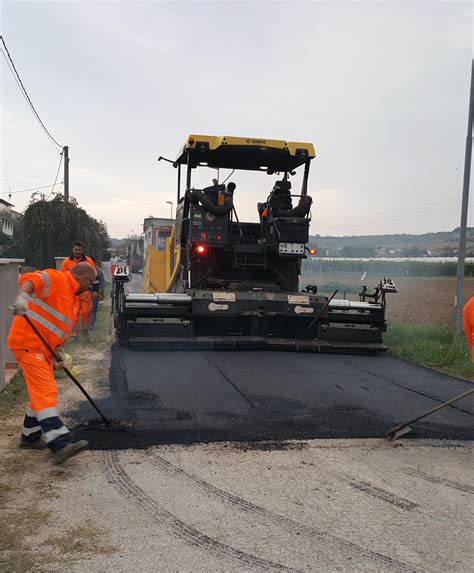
[
  {"xmin": 8, "ymin": 269, "xmax": 80, "ymax": 353},
  {"xmin": 463, "ymin": 297, "xmax": 474, "ymax": 363},
  {"xmin": 60, "ymin": 255, "xmax": 96, "ymax": 331},
  {"xmin": 60, "ymin": 254, "xmax": 96, "ymax": 273}
]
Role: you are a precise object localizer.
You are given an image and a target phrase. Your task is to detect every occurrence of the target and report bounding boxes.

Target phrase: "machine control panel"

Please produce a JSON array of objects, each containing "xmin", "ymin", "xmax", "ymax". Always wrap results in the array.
[
  {"xmin": 190, "ymin": 205, "xmax": 228, "ymax": 244},
  {"xmin": 278, "ymin": 242, "xmax": 305, "ymax": 255}
]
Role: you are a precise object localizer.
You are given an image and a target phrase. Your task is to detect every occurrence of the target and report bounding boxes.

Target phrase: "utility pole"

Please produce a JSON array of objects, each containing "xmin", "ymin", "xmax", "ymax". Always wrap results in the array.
[
  {"xmin": 63, "ymin": 145, "xmax": 69, "ymax": 201},
  {"xmin": 455, "ymin": 59, "xmax": 474, "ymax": 335}
]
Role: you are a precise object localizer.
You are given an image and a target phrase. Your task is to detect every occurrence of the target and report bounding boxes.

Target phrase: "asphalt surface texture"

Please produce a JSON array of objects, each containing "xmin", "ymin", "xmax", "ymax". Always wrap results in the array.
[
  {"xmin": 71, "ymin": 268, "xmax": 474, "ymax": 449},
  {"xmin": 72, "ymin": 346, "xmax": 474, "ymax": 449}
]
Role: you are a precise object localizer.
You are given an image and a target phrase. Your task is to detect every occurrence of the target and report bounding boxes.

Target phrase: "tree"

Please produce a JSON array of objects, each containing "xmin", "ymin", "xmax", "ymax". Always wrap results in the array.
[
  {"xmin": 338, "ymin": 245, "xmax": 376, "ymax": 258},
  {"xmin": 400, "ymin": 245, "xmax": 426, "ymax": 257},
  {"xmin": 0, "ymin": 217, "xmax": 24, "ymax": 259},
  {"xmin": 21, "ymin": 194, "xmax": 109, "ymax": 268}
]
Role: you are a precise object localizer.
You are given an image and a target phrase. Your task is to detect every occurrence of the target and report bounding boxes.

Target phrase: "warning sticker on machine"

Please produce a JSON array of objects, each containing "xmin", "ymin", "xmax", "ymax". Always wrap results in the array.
[
  {"xmin": 213, "ymin": 292, "xmax": 236, "ymax": 302},
  {"xmin": 288, "ymin": 295, "xmax": 310, "ymax": 305}
]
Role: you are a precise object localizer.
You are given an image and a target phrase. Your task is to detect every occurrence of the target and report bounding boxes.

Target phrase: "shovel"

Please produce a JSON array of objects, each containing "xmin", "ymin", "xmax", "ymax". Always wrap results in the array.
[
  {"xmin": 23, "ymin": 314, "xmax": 110, "ymax": 425},
  {"xmin": 386, "ymin": 387, "xmax": 474, "ymax": 441}
]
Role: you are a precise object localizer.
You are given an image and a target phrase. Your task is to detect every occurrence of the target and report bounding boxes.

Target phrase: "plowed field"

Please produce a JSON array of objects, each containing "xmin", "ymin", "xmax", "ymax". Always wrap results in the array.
[{"xmin": 302, "ymin": 273, "xmax": 474, "ymax": 327}]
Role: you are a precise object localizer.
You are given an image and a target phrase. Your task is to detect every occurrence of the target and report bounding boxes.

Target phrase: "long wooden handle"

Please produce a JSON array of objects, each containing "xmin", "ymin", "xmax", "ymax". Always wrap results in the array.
[{"xmin": 23, "ymin": 315, "xmax": 110, "ymax": 424}]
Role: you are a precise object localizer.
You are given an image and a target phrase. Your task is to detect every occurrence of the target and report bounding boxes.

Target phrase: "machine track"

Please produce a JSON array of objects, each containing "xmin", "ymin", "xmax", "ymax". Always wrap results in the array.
[
  {"xmin": 145, "ymin": 450, "xmax": 421, "ymax": 573},
  {"xmin": 104, "ymin": 450, "xmax": 296, "ymax": 572},
  {"xmin": 402, "ymin": 467, "xmax": 474, "ymax": 494},
  {"xmin": 341, "ymin": 475, "xmax": 420, "ymax": 511}
]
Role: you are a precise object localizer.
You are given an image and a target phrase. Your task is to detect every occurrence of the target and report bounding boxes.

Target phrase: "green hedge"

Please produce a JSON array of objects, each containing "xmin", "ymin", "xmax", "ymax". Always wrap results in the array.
[{"xmin": 303, "ymin": 259, "xmax": 473, "ymax": 277}]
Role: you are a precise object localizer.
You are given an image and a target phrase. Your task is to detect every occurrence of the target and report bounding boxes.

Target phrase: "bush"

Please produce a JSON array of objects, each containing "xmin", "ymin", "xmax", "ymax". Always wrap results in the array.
[{"xmin": 21, "ymin": 194, "xmax": 109, "ymax": 268}]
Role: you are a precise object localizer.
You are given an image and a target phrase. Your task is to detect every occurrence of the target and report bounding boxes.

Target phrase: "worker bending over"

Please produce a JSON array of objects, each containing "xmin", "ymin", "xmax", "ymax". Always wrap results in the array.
[
  {"xmin": 8, "ymin": 262, "xmax": 96, "ymax": 464},
  {"xmin": 463, "ymin": 297, "xmax": 474, "ymax": 362},
  {"xmin": 61, "ymin": 241, "xmax": 96, "ymax": 341}
]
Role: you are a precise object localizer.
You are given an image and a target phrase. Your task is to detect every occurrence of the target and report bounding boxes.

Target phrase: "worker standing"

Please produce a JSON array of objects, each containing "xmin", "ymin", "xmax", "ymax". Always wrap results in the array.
[
  {"xmin": 90, "ymin": 257, "xmax": 105, "ymax": 329},
  {"xmin": 8, "ymin": 262, "xmax": 96, "ymax": 464},
  {"xmin": 110, "ymin": 254, "xmax": 119, "ymax": 279},
  {"xmin": 463, "ymin": 297, "xmax": 474, "ymax": 362},
  {"xmin": 60, "ymin": 242, "xmax": 96, "ymax": 341}
]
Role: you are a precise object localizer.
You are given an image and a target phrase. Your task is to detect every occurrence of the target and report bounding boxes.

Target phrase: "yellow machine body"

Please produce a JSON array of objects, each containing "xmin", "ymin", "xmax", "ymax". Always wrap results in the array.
[{"xmin": 142, "ymin": 226, "xmax": 181, "ymax": 293}]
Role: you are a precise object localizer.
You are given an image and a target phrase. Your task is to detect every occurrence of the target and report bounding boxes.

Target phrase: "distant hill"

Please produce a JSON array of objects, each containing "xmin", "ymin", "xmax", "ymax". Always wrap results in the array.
[{"xmin": 308, "ymin": 228, "xmax": 474, "ymax": 258}]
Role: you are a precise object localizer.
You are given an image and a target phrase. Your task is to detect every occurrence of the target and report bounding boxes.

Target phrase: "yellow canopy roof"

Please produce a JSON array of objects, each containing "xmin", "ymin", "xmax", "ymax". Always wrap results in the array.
[{"xmin": 175, "ymin": 134, "xmax": 316, "ymax": 172}]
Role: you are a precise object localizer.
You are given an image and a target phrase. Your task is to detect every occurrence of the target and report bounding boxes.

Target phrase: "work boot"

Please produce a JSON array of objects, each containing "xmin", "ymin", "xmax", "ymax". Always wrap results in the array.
[
  {"xmin": 82, "ymin": 331, "xmax": 91, "ymax": 342},
  {"xmin": 52, "ymin": 440, "xmax": 89, "ymax": 465},
  {"xmin": 19, "ymin": 436, "xmax": 45, "ymax": 449}
]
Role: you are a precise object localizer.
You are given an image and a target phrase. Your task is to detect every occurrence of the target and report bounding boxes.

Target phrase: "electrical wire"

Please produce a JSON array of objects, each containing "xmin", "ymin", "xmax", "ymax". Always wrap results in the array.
[
  {"xmin": 314, "ymin": 195, "xmax": 459, "ymax": 224},
  {"xmin": 46, "ymin": 151, "xmax": 64, "ymax": 200},
  {"xmin": 316, "ymin": 205, "xmax": 459, "ymax": 231},
  {"xmin": 0, "ymin": 182, "xmax": 64, "ymax": 196},
  {"xmin": 0, "ymin": 35, "xmax": 63, "ymax": 150}
]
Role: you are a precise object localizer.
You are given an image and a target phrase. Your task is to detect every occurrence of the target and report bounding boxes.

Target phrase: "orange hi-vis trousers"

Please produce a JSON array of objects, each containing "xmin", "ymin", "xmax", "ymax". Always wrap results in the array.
[
  {"xmin": 12, "ymin": 349, "xmax": 70, "ymax": 450},
  {"xmin": 73, "ymin": 291, "xmax": 93, "ymax": 334}
]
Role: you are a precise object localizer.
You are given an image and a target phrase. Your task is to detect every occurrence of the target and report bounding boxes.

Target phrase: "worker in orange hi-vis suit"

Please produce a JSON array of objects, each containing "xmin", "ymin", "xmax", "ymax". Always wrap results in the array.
[
  {"xmin": 463, "ymin": 297, "xmax": 474, "ymax": 363},
  {"xmin": 60, "ymin": 241, "xmax": 97, "ymax": 342},
  {"xmin": 7, "ymin": 262, "xmax": 96, "ymax": 464}
]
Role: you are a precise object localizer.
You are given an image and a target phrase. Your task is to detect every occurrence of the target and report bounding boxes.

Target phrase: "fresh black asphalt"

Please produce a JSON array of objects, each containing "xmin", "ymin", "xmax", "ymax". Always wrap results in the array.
[{"xmin": 72, "ymin": 346, "xmax": 474, "ymax": 449}]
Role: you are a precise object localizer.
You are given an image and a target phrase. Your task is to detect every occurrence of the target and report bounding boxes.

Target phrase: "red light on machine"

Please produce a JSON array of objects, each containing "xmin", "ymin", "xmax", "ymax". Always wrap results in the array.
[
  {"xmin": 309, "ymin": 248, "xmax": 318, "ymax": 256},
  {"xmin": 195, "ymin": 243, "xmax": 208, "ymax": 256}
]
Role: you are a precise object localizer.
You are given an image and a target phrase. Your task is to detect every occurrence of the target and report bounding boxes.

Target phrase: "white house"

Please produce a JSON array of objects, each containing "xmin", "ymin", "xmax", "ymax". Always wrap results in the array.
[{"xmin": 0, "ymin": 199, "xmax": 15, "ymax": 237}]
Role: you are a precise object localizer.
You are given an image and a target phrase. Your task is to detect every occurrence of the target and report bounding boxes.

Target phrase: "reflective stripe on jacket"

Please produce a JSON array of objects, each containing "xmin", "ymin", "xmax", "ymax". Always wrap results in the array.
[{"xmin": 8, "ymin": 269, "xmax": 80, "ymax": 352}]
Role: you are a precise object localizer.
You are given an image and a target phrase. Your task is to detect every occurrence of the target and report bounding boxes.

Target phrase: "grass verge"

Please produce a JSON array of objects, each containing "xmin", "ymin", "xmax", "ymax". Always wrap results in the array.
[
  {"xmin": 385, "ymin": 322, "xmax": 474, "ymax": 380},
  {"xmin": 0, "ymin": 370, "xmax": 26, "ymax": 416}
]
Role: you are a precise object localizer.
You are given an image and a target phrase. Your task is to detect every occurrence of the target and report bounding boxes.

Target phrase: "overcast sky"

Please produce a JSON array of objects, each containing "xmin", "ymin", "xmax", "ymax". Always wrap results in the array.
[{"xmin": 1, "ymin": 0, "xmax": 472, "ymax": 238}]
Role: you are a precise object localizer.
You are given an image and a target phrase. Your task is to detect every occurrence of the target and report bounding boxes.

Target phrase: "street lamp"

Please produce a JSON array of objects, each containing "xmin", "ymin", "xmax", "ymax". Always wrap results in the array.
[{"xmin": 166, "ymin": 201, "xmax": 173, "ymax": 219}]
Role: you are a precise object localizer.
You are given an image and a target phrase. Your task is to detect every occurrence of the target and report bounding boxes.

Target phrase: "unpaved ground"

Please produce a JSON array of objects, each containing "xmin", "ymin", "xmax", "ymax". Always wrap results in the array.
[
  {"xmin": 302, "ymin": 273, "xmax": 474, "ymax": 327},
  {"xmin": 1, "ymin": 308, "xmax": 473, "ymax": 571}
]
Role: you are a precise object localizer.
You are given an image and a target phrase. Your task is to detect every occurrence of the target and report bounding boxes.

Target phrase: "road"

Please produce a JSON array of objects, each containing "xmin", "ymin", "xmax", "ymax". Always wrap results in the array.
[
  {"xmin": 4, "ymin": 268, "xmax": 470, "ymax": 572},
  {"xmin": 65, "ymin": 337, "xmax": 474, "ymax": 573},
  {"xmin": 73, "ymin": 339, "xmax": 474, "ymax": 451},
  {"xmin": 81, "ymin": 269, "xmax": 473, "ymax": 449}
]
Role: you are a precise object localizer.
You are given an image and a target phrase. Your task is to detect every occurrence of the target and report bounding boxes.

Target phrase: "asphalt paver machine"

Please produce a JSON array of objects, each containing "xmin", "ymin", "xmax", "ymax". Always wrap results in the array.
[{"xmin": 113, "ymin": 135, "xmax": 395, "ymax": 352}]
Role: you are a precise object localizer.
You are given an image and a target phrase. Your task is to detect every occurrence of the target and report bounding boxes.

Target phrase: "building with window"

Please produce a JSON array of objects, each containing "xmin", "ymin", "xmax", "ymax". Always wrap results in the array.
[
  {"xmin": 143, "ymin": 217, "xmax": 173, "ymax": 255},
  {"xmin": 0, "ymin": 199, "xmax": 18, "ymax": 238}
]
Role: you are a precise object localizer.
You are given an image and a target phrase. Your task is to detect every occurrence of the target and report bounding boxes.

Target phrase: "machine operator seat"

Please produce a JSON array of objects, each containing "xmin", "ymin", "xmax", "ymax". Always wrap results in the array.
[{"xmin": 269, "ymin": 179, "xmax": 293, "ymax": 214}]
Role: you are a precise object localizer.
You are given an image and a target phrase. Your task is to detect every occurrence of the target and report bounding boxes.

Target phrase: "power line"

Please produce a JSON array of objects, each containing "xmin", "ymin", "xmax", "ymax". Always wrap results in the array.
[
  {"xmin": 0, "ymin": 35, "xmax": 63, "ymax": 150},
  {"xmin": 46, "ymin": 151, "xmax": 64, "ymax": 200},
  {"xmin": 0, "ymin": 182, "xmax": 64, "ymax": 196},
  {"xmin": 316, "ymin": 205, "xmax": 459, "ymax": 231},
  {"xmin": 314, "ymin": 194, "xmax": 459, "ymax": 224}
]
